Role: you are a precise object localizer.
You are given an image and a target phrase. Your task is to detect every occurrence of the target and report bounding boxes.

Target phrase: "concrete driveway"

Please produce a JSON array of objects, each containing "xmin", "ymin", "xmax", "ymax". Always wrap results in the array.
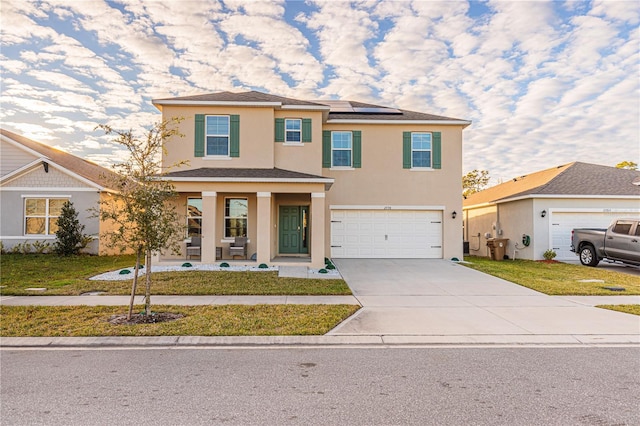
[{"xmin": 329, "ymin": 259, "xmax": 640, "ymax": 344}]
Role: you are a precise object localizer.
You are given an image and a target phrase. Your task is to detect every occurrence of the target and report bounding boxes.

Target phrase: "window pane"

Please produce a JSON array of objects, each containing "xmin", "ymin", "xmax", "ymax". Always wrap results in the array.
[
  {"xmin": 612, "ymin": 222, "xmax": 632, "ymax": 234},
  {"xmin": 286, "ymin": 131, "xmax": 301, "ymax": 142},
  {"xmin": 49, "ymin": 199, "xmax": 67, "ymax": 216},
  {"xmin": 187, "ymin": 198, "xmax": 202, "ymax": 218},
  {"xmin": 225, "ymin": 218, "xmax": 247, "ymax": 237},
  {"xmin": 207, "ymin": 136, "xmax": 229, "ymax": 155},
  {"xmin": 226, "ymin": 199, "xmax": 248, "ymax": 218},
  {"xmin": 333, "ymin": 150, "xmax": 351, "ymax": 167},
  {"xmin": 332, "ymin": 132, "xmax": 352, "ymax": 148},
  {"xmin": 187, "ymin": 218, "xmax": 202, "ymax": 237},
  {"xmin": 206, "ymin": 116, "xmax": 229, "ymax": 135},
  {"xmin": 25, "ymin": 199, "xmax": 46, "ymax": 216},
  {"xmin": 411, "ymin": 133, "xmax": 431, "ymax": 149},
  {"xmin": 412, "ymin": 151, "xmax": 431, "ymax": 168},
  {"xmin": 285, "ymin": 119, "xmax": 301, "ymax": 131},
  {"xmin": 48, "ymin": 218, "xmax": 59, "ymax": 235},
  {"xmin": 25, "ymin": 217, "xmax": 45, "ymax": 234}
]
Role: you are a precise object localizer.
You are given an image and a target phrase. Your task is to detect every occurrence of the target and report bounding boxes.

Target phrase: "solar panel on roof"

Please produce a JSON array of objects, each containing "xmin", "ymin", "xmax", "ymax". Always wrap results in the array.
[{"xmin": 352, "ymin": 107, "xmax": 402, "ymax": 114}]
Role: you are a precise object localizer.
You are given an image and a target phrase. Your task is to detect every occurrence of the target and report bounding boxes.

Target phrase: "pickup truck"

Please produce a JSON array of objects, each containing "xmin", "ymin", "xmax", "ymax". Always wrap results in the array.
[{"xmin": 570, "ymin": 219, "xmax": 640, "ymax": 267}]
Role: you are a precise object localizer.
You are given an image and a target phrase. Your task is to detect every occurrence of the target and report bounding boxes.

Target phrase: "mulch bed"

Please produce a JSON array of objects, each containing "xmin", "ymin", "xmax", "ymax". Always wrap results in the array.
[{"xmin": 108, "ymin": 312, "xmax": 184, "ymax": 325}]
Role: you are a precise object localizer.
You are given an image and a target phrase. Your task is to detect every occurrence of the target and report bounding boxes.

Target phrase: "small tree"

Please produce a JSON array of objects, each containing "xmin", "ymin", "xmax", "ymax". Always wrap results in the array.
[
  {"xmin": 96, "ymin": 118, "xmax": 186, "ymax": 318},
  {"xmin": 54, "ymin": 201, "xmax": 89, "ymax": 256},
  {"xmin": 616, "ymin": 161, "xmax": 638, "ymax": 170},
  {"xmin": 463, "ymin": 169, "xmax": 491, "ymax": 197}
]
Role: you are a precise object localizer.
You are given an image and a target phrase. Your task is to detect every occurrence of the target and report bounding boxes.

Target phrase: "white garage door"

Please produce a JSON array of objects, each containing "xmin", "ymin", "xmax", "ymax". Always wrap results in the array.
[
  {"xmin": 331, "ymin": 209, "xmax": 443, "ymax": 258},
  {"xmin": 550, "ymin": 211, "xmax": 639, "ymax": 260}
]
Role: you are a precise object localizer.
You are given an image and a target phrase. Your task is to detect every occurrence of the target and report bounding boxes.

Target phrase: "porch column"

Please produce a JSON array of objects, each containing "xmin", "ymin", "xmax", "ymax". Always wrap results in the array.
[
  {"xmin": 201, "ymin": 191, "xmax": 217, "ymax": 263},
  {"xmin": 310, "ymin": 192, "xmax": 325, "ymax": 268},
  {"xmin": 256, "ymin": 192, "xmax": 272, "ymax": 264}
]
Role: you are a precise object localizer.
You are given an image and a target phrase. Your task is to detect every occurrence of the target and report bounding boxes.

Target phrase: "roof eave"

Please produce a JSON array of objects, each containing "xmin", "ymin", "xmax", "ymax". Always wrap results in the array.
[
  {"xmin": 152, "ymin": 100, "xmax": 282, "ymax": 107},
  {"xmin": 326, "ymin": 119, "xmax": 472, "ymax": 126}
]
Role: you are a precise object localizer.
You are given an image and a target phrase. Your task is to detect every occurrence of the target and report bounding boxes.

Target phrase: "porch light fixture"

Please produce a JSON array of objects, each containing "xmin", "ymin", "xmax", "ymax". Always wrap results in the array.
[
  {"xmin": 451, "ymin": 211, "xmax": 457, "ymax": 219},
  {"xmin": 541, "ymin": 210, "xmax": 547, "ymax": 218}
]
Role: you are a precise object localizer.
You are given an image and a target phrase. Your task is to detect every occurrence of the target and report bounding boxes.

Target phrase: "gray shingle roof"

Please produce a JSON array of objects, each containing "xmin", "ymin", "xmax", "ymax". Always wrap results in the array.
[
  {"xmin": 154, "ymin": 90, "xmax": 325, "ymax": 107},
  {"xmin": 464, "ymin": 162, "xmax": 640, "ymax": 206},
  {"xmin": 1, "ymin": 128, "xmax": 120, "ymax": 191},
  {"xmin": 164, "ymin": 167, "xmax": 330, "ymax": 181},
  {"xmin": 321, "ymin": 100, "xmax": 466, "ymax": 122},
  {"xmin": 154, "ymin": 90, "xmax": 470, "ymax": 123}
]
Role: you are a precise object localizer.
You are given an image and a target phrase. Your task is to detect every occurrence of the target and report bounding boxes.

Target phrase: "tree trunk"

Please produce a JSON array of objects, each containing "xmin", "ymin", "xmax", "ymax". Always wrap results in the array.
[
  {"xmin": 127, "ymin": 247, "xmax": 142, "ymax": 321},
  {"xmin": 144, "ymin": 249, "xmax": 152, "ymax": 315}
]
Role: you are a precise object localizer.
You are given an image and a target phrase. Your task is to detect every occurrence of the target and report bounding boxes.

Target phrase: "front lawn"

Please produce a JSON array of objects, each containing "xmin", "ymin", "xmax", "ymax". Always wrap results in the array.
[
  {"xmin": 597, "ymin": 305, "xmax": 640, "ymax": 316},
  {"xmin": 0, "ymin": 254, "xmax": 351, "ymax": 296},
  {"xmin": 0, "ymin": 304, "xmax": 360, "ymax": 337},
  {"xmin": 462, "ymin": 256, "xmax": 640, "ymax": 295}
]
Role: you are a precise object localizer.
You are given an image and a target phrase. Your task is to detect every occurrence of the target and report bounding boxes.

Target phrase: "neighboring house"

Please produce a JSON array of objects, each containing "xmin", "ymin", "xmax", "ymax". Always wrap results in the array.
[
  {"xmin": 0, "ymin": 129, "xmax": 120, "ymax": 254},
  {"xmin": 463, "ymin": 162, "xmax": 640, "ymax": 261},
  {"xmin": 153, "ymin": 90, "xmax": 471, "ymax": 267}
]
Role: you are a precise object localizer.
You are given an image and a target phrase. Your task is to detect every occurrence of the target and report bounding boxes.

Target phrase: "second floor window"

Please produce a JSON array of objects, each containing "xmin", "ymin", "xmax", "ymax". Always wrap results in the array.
[
  {"xmin": 411, "ymin": 133, "xmax": 432, "ymax": 168},
  {"xmin": 187, "ymin": 198, "xmax": 202, "ymax": 237},
  {"xmin": 332, "ymin": 131, "xmax": 352, "ymax": 167},
  {"xmin": 206, "ymin": 115, "xmax": 230, "ymax": 156},
  {"xmin": 24, "ymin": 198, "xmax": 68, "ymax": 235},
  {"xmin": 285, "ymin": 119, "xmax": 302, "ymax": 142}
]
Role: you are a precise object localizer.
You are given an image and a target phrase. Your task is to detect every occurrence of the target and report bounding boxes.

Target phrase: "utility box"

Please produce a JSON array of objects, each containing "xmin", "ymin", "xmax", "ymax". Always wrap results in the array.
[{"xmin": 486, "ymin": 238, "xmax": 509, "ymax": 261}]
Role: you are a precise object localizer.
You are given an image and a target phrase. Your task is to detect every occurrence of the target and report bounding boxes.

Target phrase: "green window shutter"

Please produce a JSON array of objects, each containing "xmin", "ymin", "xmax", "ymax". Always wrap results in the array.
[
  {"xmin": 402, "ymin": 132, "xmax": 411, "ymax": 169},
  {"xmin": 194, "ymin": 114, "xmax": 205, "ymax": 157},
  {"xmin": 275, "ymin": 118, "xmax": 284, "ymax": 142},
  {"xmin": 302, "ymin": 119, "xmax": 312, "ymax": 142},
  {"xmin": 230, "ymin": 115, "xmax": 240, "ymax": 157},
  {"xmin": 432, "ymin": 132, "xmax": 441, "ymax": 169},
  {"xmin": 322, "ymin": 131, "xmax": 331, "ymax": 168},
  {"xmin": 352, "ymin": 131, "xmax": 361, "ymax": 168}
]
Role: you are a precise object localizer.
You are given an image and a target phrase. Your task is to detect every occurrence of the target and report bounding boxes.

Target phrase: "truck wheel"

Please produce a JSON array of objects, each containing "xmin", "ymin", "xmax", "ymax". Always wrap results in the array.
[{"xmin": 579, "ymin": 245, "xmax": 599, "ymax": 267}]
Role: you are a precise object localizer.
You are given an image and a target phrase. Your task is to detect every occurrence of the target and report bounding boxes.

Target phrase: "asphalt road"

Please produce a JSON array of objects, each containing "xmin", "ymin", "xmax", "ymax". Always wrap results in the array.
[{"xmin": 1, "ymin": 346, "xmax": 639, "ymax": 425}]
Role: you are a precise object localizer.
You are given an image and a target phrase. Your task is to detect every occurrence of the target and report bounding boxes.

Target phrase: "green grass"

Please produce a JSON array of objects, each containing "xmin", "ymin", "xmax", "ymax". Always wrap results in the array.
[
  {"xmin": 0, "ymin": 254, "xmax": 351, "ymax": 296},
  {"xmin": 462, "ymin": 256, "xmax": 640, "ymax": 295},
  {"xmin": 0, "ymin": 304, "xmax": 360, "ymax": 337},
  {"xmin": 597, "ymin": 305, "xmax": 640, "ymax": 316}
]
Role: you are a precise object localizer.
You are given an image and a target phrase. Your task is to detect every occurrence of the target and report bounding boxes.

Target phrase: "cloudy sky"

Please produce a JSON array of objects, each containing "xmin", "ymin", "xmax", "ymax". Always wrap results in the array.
[{"xmin": 1, "ymin": 0, "xmax": 638, "ymax": 183}]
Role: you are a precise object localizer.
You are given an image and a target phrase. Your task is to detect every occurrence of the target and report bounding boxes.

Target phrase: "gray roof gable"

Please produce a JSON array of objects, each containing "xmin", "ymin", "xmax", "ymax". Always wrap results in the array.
[
  {"xmin": 1, "ymin": 128, "xmax": 120, "ymax": 191},
  {"xmin": 154, "ymin": 90, "xmax": 325, "ymax": 107},
  {"xmin": 464, "ymin": 162, "xmax": 640, "ymax": 207}
]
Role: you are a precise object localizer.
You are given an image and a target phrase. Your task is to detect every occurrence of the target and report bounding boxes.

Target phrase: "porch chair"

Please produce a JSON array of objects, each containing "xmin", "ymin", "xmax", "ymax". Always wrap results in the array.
[
  {"xmin": 186, "ymin": 236, "xmax": 201, "ymax": 259},
  {"xmin": 229, "ymin": 236, "xmax": 247, "ymax": 259}
]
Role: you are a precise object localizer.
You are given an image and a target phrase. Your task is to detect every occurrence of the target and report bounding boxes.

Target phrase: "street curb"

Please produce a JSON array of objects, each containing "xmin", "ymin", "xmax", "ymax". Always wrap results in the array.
[{"xmin": 2, "ymin": 334, "xmax": 639, "ymax": 348}]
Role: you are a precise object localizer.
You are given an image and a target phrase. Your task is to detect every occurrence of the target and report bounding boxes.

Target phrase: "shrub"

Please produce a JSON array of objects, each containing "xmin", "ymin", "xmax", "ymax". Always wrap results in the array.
[
  {"xmin": 31, "ymin": 240, "xmax": 52, "ymax": 254},
  {"xmin": 543, "ymin": 249, "xmax": 557, "ymax": 260},
  {"xmin": 54, "ymin": 201, "xmax": 89, "ymax": 256}
]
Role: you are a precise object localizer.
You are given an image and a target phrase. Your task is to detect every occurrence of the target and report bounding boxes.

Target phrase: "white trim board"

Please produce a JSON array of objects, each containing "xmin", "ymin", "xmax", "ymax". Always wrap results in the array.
[{"xmin": 330, "ymin": 205, "xmax": 445, "ymax": 211}]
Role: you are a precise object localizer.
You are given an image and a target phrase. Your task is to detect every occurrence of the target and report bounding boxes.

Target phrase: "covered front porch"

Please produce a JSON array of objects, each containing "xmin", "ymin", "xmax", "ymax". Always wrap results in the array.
[{"xmin": 156, "ymin": 169, "xmax": 333, "ymax": 269}]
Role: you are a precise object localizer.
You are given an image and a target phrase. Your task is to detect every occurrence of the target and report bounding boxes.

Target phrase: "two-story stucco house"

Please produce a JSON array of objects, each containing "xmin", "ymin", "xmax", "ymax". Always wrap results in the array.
[{"xmin": 153, "ymin": 91, "xmax": 470, "ymax": 268}]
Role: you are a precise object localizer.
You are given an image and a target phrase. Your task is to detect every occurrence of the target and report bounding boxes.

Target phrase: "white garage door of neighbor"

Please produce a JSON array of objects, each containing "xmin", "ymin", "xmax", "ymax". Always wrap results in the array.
[
  {"xmin": 330, "ymin": 209, "xmax": 443, "ymax": 258},
  {"xmin": 550, "ymin": 211, "xmax": 638, "ymax": 260}
]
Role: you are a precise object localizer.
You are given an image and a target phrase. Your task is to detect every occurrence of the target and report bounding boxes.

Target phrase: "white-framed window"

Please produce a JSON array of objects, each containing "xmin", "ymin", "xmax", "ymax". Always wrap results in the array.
[
  {"xmin": 206, "ymin": 115, "xmax": 230, "ymax": 156},
  {"xmin": 332, "ymin": 131, "xmax": 352, "ymax": 167},
  {"xmin": 224, "ymin": 198, "xmax": 248, "ymax": 238},
  {"xmin": 187, "ymin": 198, "xmax": 202, "ymax": 237},
  {"xmin": 411, "ymin": 133, "xmax": 432, "ymax": 168},
  {"xmin": 285, "ymin": 119, "xmax": 302, "ymax": 143},
  {"xmin": 24, "ymin": 198, "xmax": 68, "ymax": 235}
]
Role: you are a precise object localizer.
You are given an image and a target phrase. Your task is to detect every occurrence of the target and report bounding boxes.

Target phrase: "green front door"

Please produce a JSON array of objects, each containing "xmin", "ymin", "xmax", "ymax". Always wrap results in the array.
[{"xmin": 279, "ymin": 206, "xmax": 309, "ymax": 254}]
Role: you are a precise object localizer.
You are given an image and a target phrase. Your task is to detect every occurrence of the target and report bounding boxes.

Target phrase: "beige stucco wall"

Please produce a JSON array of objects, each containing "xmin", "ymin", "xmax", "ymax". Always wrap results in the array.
[
  {"xmin": 273, "ymin": 110, "xmax": 324, "ymax": 175},
  {"xmin": 465, "ymin": 197, "xmax": 640, "ymax": 261},
  {"xmin": 496, "ymin": 199, "xmax": 534, "ymax": 260},
  {"xmin": 160, "ymin": 105, "xmax": 276, "ymax": 171},
  {"xmin": 463, "ymin": 205, "xmax": 497, "ymax": 258},
  {"xmin": 323, "ymin": 123, "xmax": 464, "ymax": 260}
]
